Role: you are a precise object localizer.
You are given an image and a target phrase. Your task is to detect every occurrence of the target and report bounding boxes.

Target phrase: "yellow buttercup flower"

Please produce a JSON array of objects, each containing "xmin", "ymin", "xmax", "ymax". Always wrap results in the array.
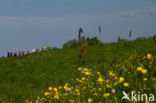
[
  {"xmin": 64, "ymin": 85, "xmax": 67, "ymax": 89},
  {"xmin": 88, "ymin": 98, "xmax": 93, "ymax": 102},
  {"xmin": 69, "ymin": 99, "xmax": 75, "ymax": 103},
  {"xmin": 141, "ymin": 69, "xmax": 147, "ymax": 74},
  {"xmin": 93, "ymin": 93, "xmax": 98, "ymax": 96},
  {"xmin": 109, "ymin": 71, "xmax": 115, "ymax": 76},
  {"xmin": 35, "ymin": 100, "xmax": 39, "ymax": 103},
  {"xmin": 85, "ymin": 72, "xmax": 90, "ymax": 75},
  {"xmin": 75, "ymin": 89, "xmax": 79, "ymax": 92},
  {"xmin": 59, "ymin": 86, "xmax": 62, "ymax": 89},
  {"xmin": 55, "ymin": 92, "xmax": 59, "ymax": 95},
  {"xmin": 44, "ymin": 92, "xmax": 49, "ymax": 96},
  {"xmin": 54, "ymin": 88, "xmax": 58, "ymax": 92},
  {"xmin": 147, "ymin": 53, "xmax": 152, "ymax": 59},
  {"xmin": 103, "ymin": 93, "xmax": 110, "ymax": 98},
  {"xmin": 81, "ymin": 77, "xmax": 85, "ymax": 81},
  {"xmin": 112, "ymin": 73, "xmax": 116, "ymax": 76},
  {"xmin": 64, "ymin": 87, "xmax": 68, "ymax": 91},
  {"xmin": 65, "ymin": 83, "xmax": 69, "ymax": 86},
  {"xmin": 106, "ymin": 84, "xmax": 111, "ymax": 88},
  {"xmin": 137, "ymin": 67, "xmax": 143, "ymax": 71},
  {"xmin": 64, "ymin": 86, "xmax": 69, "ymax": 91},
  {"xmin": 83, "ymin": 86, "xmax": 86, "ymax": 89},
  {"xmin": 54, "ymin": 95, "xmax": 59, "ymax": 99},
  {"xmin": 48, "ymin": 87, "xmax": 53, "ymax": 91},
  {"xmin": 98, "ymin": 77, "xmax": 104, "ymax": 82},
  {"xmin": 97, "ymin": 72, "xmax": 100, "ymax": 75},
  {"xmin": 25, "ymin": 100, "xmax": 29, "ymax": 103},
  {"xmin": 77, "ymin": 92, "xmax": 80, "ymax": 95},
  {"xmin": 119, "ymin": 77, "xmax": 125, "ymax": 83},
  {"xmin": 106, "ymin": 79, "xmax": 109, "ymax": 83},
  {"xmin": 123, "ymin": 82, "xmax": 129, "ymax": 87},
  {"xmin": 98, "ymin": 88, "xmax": 102, "ymax": 91},
  {"xmin": 109, "ymin": 71, "xmax": 113, "ymax": 76},
  {"xmin": 143, "ymin": 78, "xmax": 147, "ymax": 81},
  {"xmin": 84, "ymin": 68, "xmax": 88, "ymax": 71},
  {"xmin": 78, "ymin": 67, "xmax": 82, "ymax": 71}
]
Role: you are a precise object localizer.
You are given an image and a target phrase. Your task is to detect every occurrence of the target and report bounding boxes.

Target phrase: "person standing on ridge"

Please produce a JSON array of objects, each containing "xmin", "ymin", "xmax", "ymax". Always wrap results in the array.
[
  {"xmin": 19, "ymin": 50, "xmax": 22, "ymax": 56},
  {"xmin": 14, "ymin": 51, "xmax": 17, "ymax": 57},
  {"xmin": 42, "ymin": 48, "xmax": 44, "ymax": 51},
  {"xmin": 27, "ymin": 49, "xmax": 30, "ymax": 55},
  {"xmin": 7, "ymin": 51, "xmax": 10, "ymax": 57},
  {"xmin": 43, "ymin": 46, "xmax": 47, "ymax": 51},
  {"xmin": 10, "ymin": 52, "xmax": 13, "ymax": 57},
  {"xmin": 22, "ymin": 51, "xmax": 25, "ymax": 56},
  {"xmin": 32, "ymin": 48, "xmax": 36, "ymax": 53},
  {"xmin": 48, "ymin": 45, "xmax": 51, "ymax": 50},
  {"xmin": 36, "ymin": 48, "xmax": 39, "ymax": 52}
]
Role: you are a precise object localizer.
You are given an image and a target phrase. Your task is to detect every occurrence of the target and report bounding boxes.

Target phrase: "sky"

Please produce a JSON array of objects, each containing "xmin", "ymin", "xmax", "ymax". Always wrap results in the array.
[{"xmin": 0, "ymin": 0, "xmax": 156, "ymax": 56}]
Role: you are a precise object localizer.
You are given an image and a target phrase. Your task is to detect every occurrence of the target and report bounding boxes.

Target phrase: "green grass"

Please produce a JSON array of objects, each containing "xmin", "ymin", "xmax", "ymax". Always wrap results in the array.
[{"xmin": 0, "ymin": 38, "xmax": 156, "ymax": 103}]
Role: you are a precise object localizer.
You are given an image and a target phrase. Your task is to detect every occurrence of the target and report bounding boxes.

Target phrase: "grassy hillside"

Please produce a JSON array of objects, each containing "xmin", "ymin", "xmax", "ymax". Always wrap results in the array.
[{"xmin": 0, "ymin": 38, "xmax": 156, "ymax": 103}]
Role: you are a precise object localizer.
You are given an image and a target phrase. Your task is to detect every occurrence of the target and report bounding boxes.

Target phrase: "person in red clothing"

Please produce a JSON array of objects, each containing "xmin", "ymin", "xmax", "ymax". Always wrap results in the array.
[
  {"xmin": 27, "ymin": 49, "xmax": 30, "ymax": 55},
  {"xmin": 19, "ymin": 50, "xmax": 22, "ymax": 56}
]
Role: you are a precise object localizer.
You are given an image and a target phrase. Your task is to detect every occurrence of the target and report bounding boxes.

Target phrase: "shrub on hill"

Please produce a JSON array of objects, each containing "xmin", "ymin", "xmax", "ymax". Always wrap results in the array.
[{"xmin": 62, "ymin": 37, "xmax": 102, "ymax": 48}]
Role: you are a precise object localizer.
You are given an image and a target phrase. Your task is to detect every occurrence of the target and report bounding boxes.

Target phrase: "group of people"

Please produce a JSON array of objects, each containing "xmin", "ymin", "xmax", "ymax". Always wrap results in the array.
[{"xmin": 7, "ymin": 45, "xmax": 51, "ymax": 57}]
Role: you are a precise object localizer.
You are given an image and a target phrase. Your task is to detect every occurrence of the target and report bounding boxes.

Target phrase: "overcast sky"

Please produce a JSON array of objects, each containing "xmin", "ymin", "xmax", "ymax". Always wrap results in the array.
[{"xmin": 0, "ymin": 0, "xmax": 156, "ymax": 56}]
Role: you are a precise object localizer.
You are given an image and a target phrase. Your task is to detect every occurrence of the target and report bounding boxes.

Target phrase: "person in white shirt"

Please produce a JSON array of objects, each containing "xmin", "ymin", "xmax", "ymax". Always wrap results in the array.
[{"xmin": 32, "ymin": 48, "xmax": 36, "ymax": 53}]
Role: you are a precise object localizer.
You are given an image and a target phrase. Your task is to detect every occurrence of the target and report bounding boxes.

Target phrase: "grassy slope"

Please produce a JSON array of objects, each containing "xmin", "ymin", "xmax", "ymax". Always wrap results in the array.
[{"xmin": 0, "ymin": 38, "xmax": 156, "ymax": 103}]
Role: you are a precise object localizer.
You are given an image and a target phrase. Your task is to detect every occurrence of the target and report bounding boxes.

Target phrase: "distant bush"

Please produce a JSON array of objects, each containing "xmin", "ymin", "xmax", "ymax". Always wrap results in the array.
[
  {"xmin": 63, "ymin": 39, "xmax": 79, "ymax": 48},
  {"xmin": 117, "ymin": 36, "xmax": 128, "ymax": 42},
  {"xmin": 136, "ymin": 37, "xmax": 146, "ymax": 40},
  {"xmin": 62, "ymin": 37, "xmax": 102, "ymax": 48},
  {"xmin": 87, "ymin": 37, "xmax": 102, "ymax": 45}
]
